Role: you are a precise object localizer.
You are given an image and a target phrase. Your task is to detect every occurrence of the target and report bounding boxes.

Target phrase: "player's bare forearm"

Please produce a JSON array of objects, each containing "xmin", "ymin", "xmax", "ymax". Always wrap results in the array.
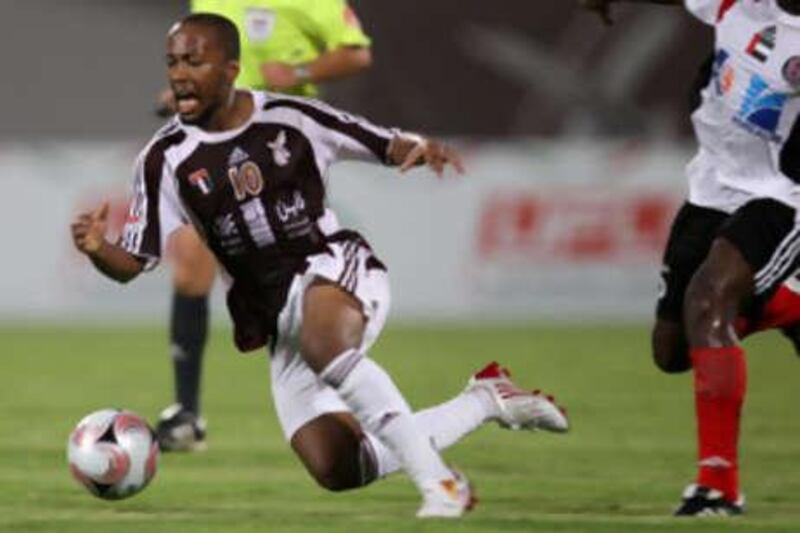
[
  {"xmin": 71, "ymin": 203, "xmax": 145, "ymax": 283},
  {"xmin": 387, "ymin": 133, "xmax": 424, "ymax": 166},
  {"xmin": 388, "ymin": 133, "xmax": 465, "ymax": 177},
  {"xmin": 260, "ymin": 46, "xmax": 371, "ymax": 90},
  {"xmin": 305, "ymin": 46, "xmax": 372, "ymax": 83},
  {"xmin": 86, "ymin": 241, "xmax": 145, "ymax": 284}
]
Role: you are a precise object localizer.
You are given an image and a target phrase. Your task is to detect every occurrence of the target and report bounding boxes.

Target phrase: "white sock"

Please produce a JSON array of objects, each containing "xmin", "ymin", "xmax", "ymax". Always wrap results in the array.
[
  {"xmin": 364, "ymin": 388, "xmax": 496, "ymax": 477},
  {"xmin": 320, "ymin": 350, "xmax": 452, "ymax": 489}
]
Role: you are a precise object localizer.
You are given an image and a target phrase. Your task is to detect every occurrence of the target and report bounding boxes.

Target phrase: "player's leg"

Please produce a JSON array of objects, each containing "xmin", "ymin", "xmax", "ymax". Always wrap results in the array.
[
  {"xmin": 300, "ymin": 279, "xmax": 471, "ymax": 515},
  {"xmin": 289, "ymin": 412, "xmax": 373, "ymax": 491},
  {"xmin": 652, "ymin": 203, "xmax": 728, "ymax": 373},
  {"xmin": 735, "ymin": 275, "xmax": 800, "ymax": 349},
  {"xmin": 677, "ymin": 238, "xmax": 750, "ymax": 515},
  {"xmin": 676, "ymin": 198, "xmax": 800, "ymax": 516},
  {"xmin": 157, "ymin": 226, "xmax": 217, "ymax": 451},
  {"xmin": 284, "ymin": 364, "xmax": 566, "ymax": 490},
  {"xmin": 269, "ymin": 235, "xmax": 485, "ymax": 516}
]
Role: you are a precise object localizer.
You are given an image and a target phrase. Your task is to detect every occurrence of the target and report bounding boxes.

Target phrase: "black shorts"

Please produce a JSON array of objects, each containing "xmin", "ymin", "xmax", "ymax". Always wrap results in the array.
[{"xmin": 656, "ymin": 198, "xmax": 800, "ymax": 321}]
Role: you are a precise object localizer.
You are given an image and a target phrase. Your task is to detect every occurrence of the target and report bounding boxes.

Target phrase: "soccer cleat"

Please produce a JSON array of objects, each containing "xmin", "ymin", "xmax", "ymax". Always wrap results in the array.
[
  {"xmin": 155, "ymin": 404, "xmax": 207, "ymax": 452},
  {"xmin": 416, "ymin": 469, "xmax": 477, "ymax": 519},
  {"xmin": 674, "ymin": 484, "xmax": 745, "ymax": 516},
  {"xmin": 466, "ymin": 361, "xmax": 569, "ymax": 433}
]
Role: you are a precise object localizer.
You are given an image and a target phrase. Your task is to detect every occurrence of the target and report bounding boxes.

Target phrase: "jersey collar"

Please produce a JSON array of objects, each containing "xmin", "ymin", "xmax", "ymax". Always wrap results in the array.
[{"xmin": 179, "ymin": 90, "xmax": 266, "ymax": 143}]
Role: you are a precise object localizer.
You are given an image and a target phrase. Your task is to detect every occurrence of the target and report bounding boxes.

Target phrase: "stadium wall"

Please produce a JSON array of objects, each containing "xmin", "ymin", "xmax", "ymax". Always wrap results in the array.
[{"xmin": 0, "ymin": 141, "xmax": 687, "ymax": 324}]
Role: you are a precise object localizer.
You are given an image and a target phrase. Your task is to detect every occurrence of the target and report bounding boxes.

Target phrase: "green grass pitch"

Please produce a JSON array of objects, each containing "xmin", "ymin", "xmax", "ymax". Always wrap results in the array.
[{"xmin": 1, "ymin": 323, "xmax": 799, "ymax": 532}]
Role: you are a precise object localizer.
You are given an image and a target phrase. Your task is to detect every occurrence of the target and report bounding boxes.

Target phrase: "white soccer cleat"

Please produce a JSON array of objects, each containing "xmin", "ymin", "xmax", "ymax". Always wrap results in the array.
[
  {"xmin": 416, "ymin": 469, "xmax": 476, "ymax": 519},
  {"xmin": 467, "ymin": 361, "xmax": 569, "ymax": 433}
]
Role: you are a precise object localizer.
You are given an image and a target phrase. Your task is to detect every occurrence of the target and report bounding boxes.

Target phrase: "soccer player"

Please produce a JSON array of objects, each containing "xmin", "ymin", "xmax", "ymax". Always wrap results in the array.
[
  {"xmin": 582, "ymin": 0, "xmax": 800, "ymax": 516},
  {"xmin": 157, "ymin": 0, "xmax": 374, "ymax": 452},
  {"xmin": 71, "ymin": 14, "xmax": 569, "ymax": 518}
]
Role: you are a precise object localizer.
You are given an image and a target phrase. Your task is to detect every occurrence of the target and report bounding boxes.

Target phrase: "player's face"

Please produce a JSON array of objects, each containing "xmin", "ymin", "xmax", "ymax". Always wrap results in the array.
[
  {"xmin": 778, "ymin": 0, "xmax": 800, "ymax": 15},
  {"xmin": 166, "ymin": 23, "xmax": 237, "ymax": 125}
]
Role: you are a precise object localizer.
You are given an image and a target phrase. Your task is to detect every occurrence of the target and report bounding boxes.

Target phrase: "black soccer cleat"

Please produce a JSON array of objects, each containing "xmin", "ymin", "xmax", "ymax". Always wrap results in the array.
[
  {"xmin": 155, "ymin": 404, "xmax": 207, "ymax": 452},
  {"xmin": 674, "ymin": 484, "xmax": 744, "ymax": 517}
]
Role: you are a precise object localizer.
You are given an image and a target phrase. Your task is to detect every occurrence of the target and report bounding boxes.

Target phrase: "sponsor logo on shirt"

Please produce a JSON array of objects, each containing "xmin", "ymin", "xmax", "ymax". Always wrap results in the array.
[
  {"xmin": 734, "ymin": 74, "xmax": 787, "ymax": 142},
  {"xmin": 245, "ymin": 8, "xmax": 275, "ymax": 43},
  {"xmin": 745, "ymin": 25, "xmax": 776, "ymax": 63},
  {"xmin": 712, "ymin": 49, "xmax": 735, "ymax": 95},
  {"xmin": 228, "ymin": 146, "xmax": 250, "ymax": 167},
  {"xmin": 213, "ymin": 213, "xmax": 245, "ymax": 255},
  {"xmin": 267, "ymin": 130, "xmax": 291, "ymax": 166}
]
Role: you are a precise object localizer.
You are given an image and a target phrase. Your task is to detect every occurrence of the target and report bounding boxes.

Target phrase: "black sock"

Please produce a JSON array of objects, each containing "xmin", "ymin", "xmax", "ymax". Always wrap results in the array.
[{"xmin": 170, "ymin": 293, "xmax": 209, "ymax": 416}]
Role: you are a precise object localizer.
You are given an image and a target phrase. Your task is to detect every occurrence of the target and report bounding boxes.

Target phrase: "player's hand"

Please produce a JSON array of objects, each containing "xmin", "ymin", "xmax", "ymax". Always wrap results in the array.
[
  {"xmin": 399, "ymin": 137, "xmax": 465, "ymax": 178},
  {"xmin": 579, "ymin": 0, "xmax": 614, "ymax": 25},
  {"xmin": 261, "ymin": 62, "xmax": 300, "ymax": 91},
  {"xmin": 71, "ymin": 203, "xmax": 110, "ymax": 256}
]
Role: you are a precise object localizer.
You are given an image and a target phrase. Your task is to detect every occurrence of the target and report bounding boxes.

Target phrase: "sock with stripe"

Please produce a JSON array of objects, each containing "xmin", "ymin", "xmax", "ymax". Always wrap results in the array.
[
  {"xmin": 359, "ymin": 388, "xmax": 496, "ymax": 478},
  {"xmin": 320, "ymin": 350, "xmax": 453, "ymax": 491},
  {"xmin": 690, "ymin": 345, "xmax": 746, "ymax": 502}
]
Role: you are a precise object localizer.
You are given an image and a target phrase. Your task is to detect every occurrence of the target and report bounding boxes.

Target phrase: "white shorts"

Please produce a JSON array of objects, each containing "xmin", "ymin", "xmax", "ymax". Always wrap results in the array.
[{"xmin": 268, "ymin": 234, "xmax": 391, "ymax": 441}]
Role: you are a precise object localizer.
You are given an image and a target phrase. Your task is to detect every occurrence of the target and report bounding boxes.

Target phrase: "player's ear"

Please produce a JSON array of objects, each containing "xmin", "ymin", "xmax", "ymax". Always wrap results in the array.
[{"xmin": 225, "ymin": 59, "xmax": 240, "ymax": 84}]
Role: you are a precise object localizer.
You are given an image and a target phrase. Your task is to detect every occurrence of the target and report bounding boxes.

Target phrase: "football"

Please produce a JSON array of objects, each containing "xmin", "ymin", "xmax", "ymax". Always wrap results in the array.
[{"xmin": 67, "ymin": 409, "xmax": 159, "ymax": 500}]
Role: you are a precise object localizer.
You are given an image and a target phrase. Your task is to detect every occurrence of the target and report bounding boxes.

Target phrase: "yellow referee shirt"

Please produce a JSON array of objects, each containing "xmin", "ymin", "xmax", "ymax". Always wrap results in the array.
[{"xmin": 190, "ymin": 0, "xmax": 371, "ymax": 96}]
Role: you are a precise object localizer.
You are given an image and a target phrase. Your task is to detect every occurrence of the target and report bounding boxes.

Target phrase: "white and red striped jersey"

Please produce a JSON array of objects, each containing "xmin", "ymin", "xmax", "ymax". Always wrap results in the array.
[{"xmin": 685, "ymin": 0, "xmax": 800, "ymax": 213}]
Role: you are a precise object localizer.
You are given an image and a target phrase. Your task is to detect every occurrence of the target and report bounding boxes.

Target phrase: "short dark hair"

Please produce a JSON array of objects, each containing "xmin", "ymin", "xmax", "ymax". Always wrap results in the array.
[{"xmin": 181, "ymin": 13, "xmax": 240, "ymax": 61}]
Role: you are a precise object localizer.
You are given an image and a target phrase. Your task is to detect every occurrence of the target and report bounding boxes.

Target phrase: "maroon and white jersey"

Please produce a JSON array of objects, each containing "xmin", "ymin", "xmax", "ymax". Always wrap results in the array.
[{"xmin": 120, "ymin": 90, "xmax": 395, "ymax": 350}]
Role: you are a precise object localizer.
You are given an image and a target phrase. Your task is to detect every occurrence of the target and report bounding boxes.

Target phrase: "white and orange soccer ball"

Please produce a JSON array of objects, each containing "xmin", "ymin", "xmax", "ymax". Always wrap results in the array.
[{"xmin": 67, "ymin": 409, "xmax": 159, "ymax": 500}]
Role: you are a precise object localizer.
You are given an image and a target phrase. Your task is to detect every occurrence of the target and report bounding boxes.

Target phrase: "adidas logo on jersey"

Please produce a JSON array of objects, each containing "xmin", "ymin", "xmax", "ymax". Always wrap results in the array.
[{"xmin": 228, "ymin": 146, "xmax": 250, "ymax": 167}]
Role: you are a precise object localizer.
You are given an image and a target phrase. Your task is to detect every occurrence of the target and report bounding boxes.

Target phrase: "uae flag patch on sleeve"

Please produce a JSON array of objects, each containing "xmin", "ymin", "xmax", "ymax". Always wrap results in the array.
[{"xmin": 746, "ymin": 26, "xmax": 776, "ymax": 63}]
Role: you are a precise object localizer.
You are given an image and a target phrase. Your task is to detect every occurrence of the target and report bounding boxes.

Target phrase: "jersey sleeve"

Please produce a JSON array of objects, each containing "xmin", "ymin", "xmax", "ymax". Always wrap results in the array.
[
  {"xmin": 301, "ymin": 0, "xmax": 371, "ymax": 50},
  {"xmin": 685, "ymin": 0, "xmax": 730, "ymax": 25},
  {"xmin": 263, "ymin": 95, "xmax": 394, "ymax": 165},
  {"xmin": 119, "ymin": 144, "xmax": 186, "ymax": 270},
  {"xmin": 326, "ymin": 106, "xmax": 395, "ymax": 163},
  {"xmin": 308, "ymin": 99, "xmax": 394, "ymax": 163}
]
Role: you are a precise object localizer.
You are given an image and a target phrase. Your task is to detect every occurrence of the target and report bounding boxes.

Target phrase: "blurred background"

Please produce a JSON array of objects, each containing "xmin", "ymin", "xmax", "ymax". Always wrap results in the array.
[
  {"xmin": 0, "ymin": 0, "xmax": 713, "ymax": 323},
  {"xmin": 6, "ymin": 7, "xmax": 800, "ymax": 530}
]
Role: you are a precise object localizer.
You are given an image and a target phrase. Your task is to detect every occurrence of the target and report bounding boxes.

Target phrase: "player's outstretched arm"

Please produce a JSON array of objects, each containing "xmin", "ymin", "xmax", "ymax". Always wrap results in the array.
[
  {"xmin": 389, "ymin": 133, "xmax": 465, "ymax": 178},
  {"xmin": 70, "ymin": 203, "xmax": 145, "ymax": 283},
  {"xmin": 580, "ymin": 0, "xmax": 681, "ymax": 25},
  {"xmin": 261, "ymin": 46, "xmax": 372, "ymax": 91}
]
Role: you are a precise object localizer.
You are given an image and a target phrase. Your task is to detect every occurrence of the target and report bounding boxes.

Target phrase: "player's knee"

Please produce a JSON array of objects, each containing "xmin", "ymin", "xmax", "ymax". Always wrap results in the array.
[
  {"xmin": 308, "ymin": 460, "xmax": 358, "ymax": 492},
  {"xmin": 171, "ymin": 233, "xmax": 216, "ymax": 296},
  {"xmin": 652, "ymin": 344, "xmax": 690, "ymax": 373},
  {"xmin": 651, "ymin": 323, "xmax": 690, "ymax": 373},
  {"xmin": 299, "ymin": 321, "xmax": 363, "ymax": 375},
  {"xmin": 300, "ymin": 283, "xmax": 365, "ymax": 373},
  {"xmin": 299, "ymin": 331, "xmax": 345, "ymax": 374},
  {"xmin": 684, "ymin": 270, "xmax": 729, "ymax": 329},
  {"xmin": 173, "ymin": 261, "xmax": 215, "ymax": 296}
]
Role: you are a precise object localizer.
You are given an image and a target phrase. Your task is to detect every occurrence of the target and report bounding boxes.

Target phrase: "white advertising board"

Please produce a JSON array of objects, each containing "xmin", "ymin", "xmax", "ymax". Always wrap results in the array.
[{"xmin": 0, "ymin": 141, "xmax": 689, "ymax": 323}]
